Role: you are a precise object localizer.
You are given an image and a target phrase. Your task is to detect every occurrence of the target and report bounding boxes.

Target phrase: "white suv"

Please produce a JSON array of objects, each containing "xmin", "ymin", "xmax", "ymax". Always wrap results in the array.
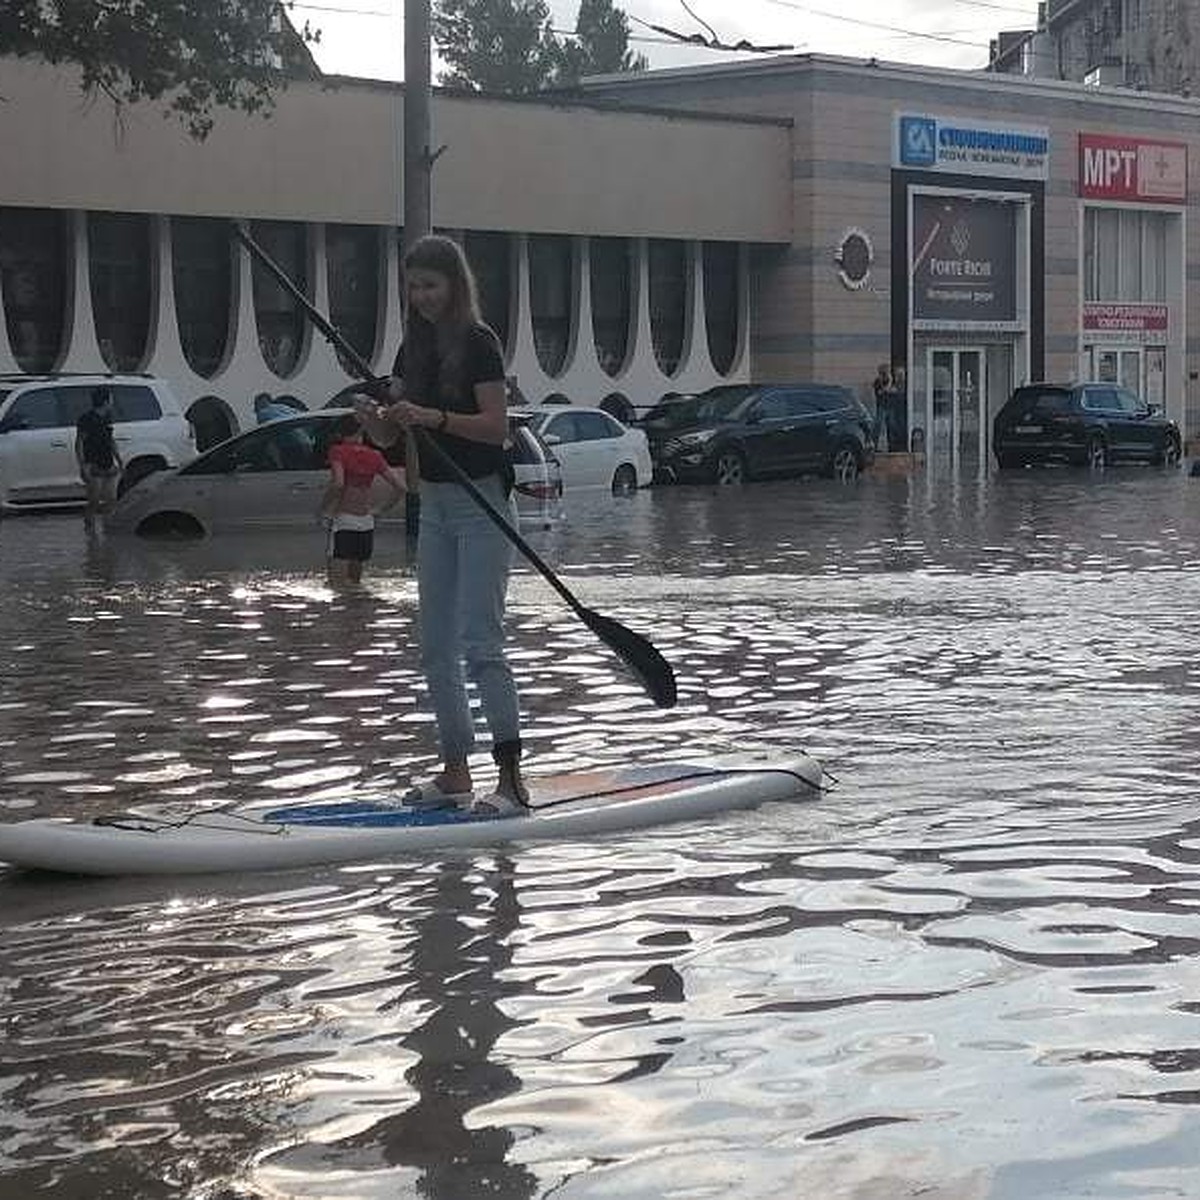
[{"xmin": 0, "ymin": 374, "xmax": 196, "ymax": 511}]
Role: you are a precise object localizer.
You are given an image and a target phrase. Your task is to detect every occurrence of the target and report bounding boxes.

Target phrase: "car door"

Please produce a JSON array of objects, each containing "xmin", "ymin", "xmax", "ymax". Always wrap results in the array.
[
  {"xmin": 176, "ymin": 417, "xmax": 329, "ymax": 531},
  {"xmin": 1116, "ymin": 387, "xmax": 1159, "ymax": 458},
  {"xmin": 0, "ymin": 386, "xmax": 81, "ymax": 503},
  {"xmin": 539, "ymin": 411, "xmax": 594, "ymax": 489},
  {"xmin": 1088, "ymin": 385, "xmax": 1136, "ymax": 457},
  {"xmin": 573, "ymin": 411, "xmax": 625, "ymax": 488},
  {"xmin": 740, "ymin": 389, "xmax": 797, "ymax": 476}
]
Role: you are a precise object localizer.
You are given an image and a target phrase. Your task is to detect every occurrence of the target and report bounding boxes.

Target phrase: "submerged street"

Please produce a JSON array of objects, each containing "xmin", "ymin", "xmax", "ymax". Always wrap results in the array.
[{"xmin": 2, "ymin": 466, "xmax": 1200, "ymax": 1198}]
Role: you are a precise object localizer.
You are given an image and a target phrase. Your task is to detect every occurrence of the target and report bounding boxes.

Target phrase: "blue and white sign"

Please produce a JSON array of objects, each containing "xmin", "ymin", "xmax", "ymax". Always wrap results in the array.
[{"xmin": 895, "ymin": 113, "xmax": 1049, "ymax": 180}]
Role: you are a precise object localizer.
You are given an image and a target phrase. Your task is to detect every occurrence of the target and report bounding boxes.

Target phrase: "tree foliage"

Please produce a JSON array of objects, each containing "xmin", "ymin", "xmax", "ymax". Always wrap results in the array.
[
  {"xmin": 434, "ymin": 0, "xmax": 646, "ymax": 94},
  {"xmin": 0, "ymin": 0, "xmax": 319, "ymax": 140}
]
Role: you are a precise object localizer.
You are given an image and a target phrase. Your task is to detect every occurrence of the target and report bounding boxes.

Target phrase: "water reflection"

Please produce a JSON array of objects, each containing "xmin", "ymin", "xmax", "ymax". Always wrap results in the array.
[{"xmin": 3, "ymin": 468, "xmax": 1200, "ymax": 1197}]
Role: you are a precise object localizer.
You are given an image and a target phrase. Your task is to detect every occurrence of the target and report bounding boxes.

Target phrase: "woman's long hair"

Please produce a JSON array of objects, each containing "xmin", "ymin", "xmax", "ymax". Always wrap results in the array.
[{"xmin": 402, "ymin": 235, "xmax": 482, "ymax": 401}]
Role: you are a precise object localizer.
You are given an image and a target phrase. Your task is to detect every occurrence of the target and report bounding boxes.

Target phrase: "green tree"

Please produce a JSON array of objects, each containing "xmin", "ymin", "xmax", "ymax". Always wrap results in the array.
[
  {"xmin": 433, "ymin": 0, "xmax": 558, "ymax": 94},
  {"xmin": 0, "ymin": 0, "xmax": 319, "ymax": 140},
  {"xmin": 553, "ymin": 0, "xmax": 648, "ymax": 85}
]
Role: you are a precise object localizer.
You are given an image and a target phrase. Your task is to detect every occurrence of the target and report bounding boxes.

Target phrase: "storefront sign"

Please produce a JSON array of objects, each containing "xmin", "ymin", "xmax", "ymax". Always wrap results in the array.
[
  {"xmin": 896, "ymin": 114, "xmax": 1049, "ymax": 180},
  {"xmin": 1082, "ymin": 301, "xmax": 1169, "ymax": 340},
  {"xmin": 911, "ymin": 194, "xmax": 1018, "ymax": 326},
  {"xmin": 1079, "ymin": 134, "xmax": 1187, "ymax": 203}
]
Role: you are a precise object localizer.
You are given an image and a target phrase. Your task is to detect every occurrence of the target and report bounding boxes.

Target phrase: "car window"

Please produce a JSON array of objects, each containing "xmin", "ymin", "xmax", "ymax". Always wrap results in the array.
[
  {"xmin": 186, "ymin": 420, "xmax": 323, "ymax": 474},
  {"xmin": 1082, "ymin": 386, "xmax": 1118, "ymax": 412},
  {"xmin": 574, "ymin": 412, "xmax": 621, "ymax": 441},
  {"xmin": 4, "ymin": 388, "xmax": 65, "ymax": 430},
  {"xmin": 543, "ymin": 413, "xmax": 580, "ymax": 443},
  {"xmin": 57, "ymin": 386, "xmax": 93, "ymax": 427},
  {"xmin": 754, "ymin": 392, "xmax": 795, "ymax": 421},
  {"xmin": 1115, "ymin": 388, "xmax": 1143, "ymax": 414},
  {"xmin": 508, "ymin": 423, "xmax": 547, "ymax": 465},
  {"xmin": 112, "ymin": 384, "xmax": 162, "ymax": 422},
  {"xmin": 806, "ymin": 388, "xmax": 853, "ymax": 413}
]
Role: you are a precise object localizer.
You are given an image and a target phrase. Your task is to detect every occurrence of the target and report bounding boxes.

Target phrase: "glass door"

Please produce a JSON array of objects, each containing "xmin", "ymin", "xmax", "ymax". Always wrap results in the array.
[{"xmin": 926, "ymin": 347, "xmax": 987, "ymax": 470}]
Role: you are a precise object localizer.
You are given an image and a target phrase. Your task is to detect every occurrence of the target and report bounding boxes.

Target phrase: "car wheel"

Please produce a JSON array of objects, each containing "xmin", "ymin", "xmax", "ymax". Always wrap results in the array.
[
  {"xmin": 712, "ymin": 449, "xmax": 747, "ymax": 486},
  {"xmin": 1085, "ymin": 434, "xmax": 1108, "ymax": 470},
  {"xmin": 829, "ymin": 442, "xmax": 861, "ymax": 483},
  {"xmin": 611, "ymin": 464, "xmax": 638, "ymax": 495},
  {"xmin": 135, "ymin": 511, "xmax": 205, "ymax": 540},
  {"xmin": 1156, "ymin": 435, "xmax": 1182, "ymax": 468}
]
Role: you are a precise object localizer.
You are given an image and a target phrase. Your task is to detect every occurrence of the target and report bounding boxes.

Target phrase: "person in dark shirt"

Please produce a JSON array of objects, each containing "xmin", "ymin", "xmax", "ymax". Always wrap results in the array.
[
  {"xmin": 356, "ymin": 235, "xmax": 527, "ymax": 817},
  {"xmin": 75, "ymin": 387, "xmax": 122, "ymax": 527}
]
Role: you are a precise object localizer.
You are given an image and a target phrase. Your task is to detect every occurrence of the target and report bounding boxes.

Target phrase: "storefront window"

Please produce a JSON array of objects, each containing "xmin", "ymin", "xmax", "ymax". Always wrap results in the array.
[
  {"xmin": 0, "ymin": 207, "xmax": 68, "ymax": 373},
  {"xmin": 464, "ymin": 231, "xmax": 512, "ymax": 354},
  {"xmin": 1084, "ymin": 208, "xmax": 1168, "ymax": 301},
  {"xmin": 327, "ymin": 224, "xmax": 380, "ymax": 368},
  {"xmin": 89, "ymin": 211, "xmax": 154, "ymax": 371},
  {"xmin": 590, "ymin": 237, "xmax": 632, "ymax": 377},
  {"xmin": 251, "ymin": 220, "xmax": 308, "ymax": 377},
  {"xmin": 172, "ymin": 217, "xmax": 232, "ymax": 378}
]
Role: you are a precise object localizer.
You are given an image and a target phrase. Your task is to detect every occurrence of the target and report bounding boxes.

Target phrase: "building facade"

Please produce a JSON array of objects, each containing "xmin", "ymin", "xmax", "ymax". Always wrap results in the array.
[
  {"xmin": 5, "ymin": 52, "xmax": 1200, "ymax": 468},
  {"xmin": 582, "ymin": 55, "xmax": 1200, "ymax": 467}
]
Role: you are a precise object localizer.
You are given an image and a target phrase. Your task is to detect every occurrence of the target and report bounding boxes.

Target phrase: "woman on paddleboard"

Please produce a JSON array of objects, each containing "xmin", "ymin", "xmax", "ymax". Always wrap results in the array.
[{"xmin": 356, "ymin": 235, "xmax": 528, "ymax": 817}]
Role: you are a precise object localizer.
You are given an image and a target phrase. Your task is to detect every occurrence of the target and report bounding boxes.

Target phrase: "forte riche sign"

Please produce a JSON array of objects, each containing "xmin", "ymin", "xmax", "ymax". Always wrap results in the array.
[{"xmin": 1079, "ymin": 134, "xmax": 1188, "ymax": 203}]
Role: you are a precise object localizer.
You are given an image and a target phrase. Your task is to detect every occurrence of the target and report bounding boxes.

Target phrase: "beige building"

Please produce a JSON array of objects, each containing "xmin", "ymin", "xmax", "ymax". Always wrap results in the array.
[
  {"xmin": 584, "ymin": 54, "xmax": 1200, "ymax": 465},
  {"xmin": 4, "ymin": 51, "xmax": 1200, "ymax": 465}
]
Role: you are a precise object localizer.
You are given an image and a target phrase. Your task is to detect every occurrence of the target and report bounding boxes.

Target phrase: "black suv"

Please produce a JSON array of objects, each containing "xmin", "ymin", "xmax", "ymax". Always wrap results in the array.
[
  {"xmin": 653, "ymin": 383, "xmax": 875, "ymax": 485},
  {"xmin": 993, "ymin": 383, "xmax": 1181, "ymax": 470}
]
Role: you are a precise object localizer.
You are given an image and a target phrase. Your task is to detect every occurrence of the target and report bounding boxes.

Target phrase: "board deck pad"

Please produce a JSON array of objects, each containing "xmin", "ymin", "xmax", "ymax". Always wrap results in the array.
[{"xmin": 263, "ymin": 763, "xmax": 726, "ymax": 827}]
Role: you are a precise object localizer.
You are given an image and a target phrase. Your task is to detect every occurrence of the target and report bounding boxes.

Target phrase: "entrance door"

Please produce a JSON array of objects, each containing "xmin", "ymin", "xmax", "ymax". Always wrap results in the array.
[{"xmin": 927, "ymin": 347, "xmax": 986, "ymax": 470}]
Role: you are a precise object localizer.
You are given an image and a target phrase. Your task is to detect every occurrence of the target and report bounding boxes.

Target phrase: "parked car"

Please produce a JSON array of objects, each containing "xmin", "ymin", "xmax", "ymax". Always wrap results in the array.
[
  {"xmin": 654, "ymin": 383, "xmax": 876, "ymax": 485},
  {"xmin": 519, "ymin": 406, "xmax": 653, "ymax": 494},
  {"xmin": 110, "ymin": 409, "xmax": 562, "ymax": 538},
  {"xmin": 0, "ymin": 373, "xmax": 195, "ymax": 512},
  {"xmin": 993, "ymin": 382, "xmax": 1182, "ymax": 469}
]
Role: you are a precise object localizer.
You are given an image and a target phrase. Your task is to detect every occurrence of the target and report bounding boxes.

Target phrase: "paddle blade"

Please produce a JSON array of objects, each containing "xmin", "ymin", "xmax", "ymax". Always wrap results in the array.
[{"xmin": 580, "ymin": 607, "xmax": 677, "ymax": 708}]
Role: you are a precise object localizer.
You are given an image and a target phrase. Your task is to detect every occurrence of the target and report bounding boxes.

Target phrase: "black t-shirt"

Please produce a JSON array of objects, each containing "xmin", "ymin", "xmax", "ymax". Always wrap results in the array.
[
  {"xmin": 76, "ymin": 408, "xmax": 117, "ymax": 470},
  {"xmin": 392, "ymin": 323, "xmax": 507, "ymax": 482}
]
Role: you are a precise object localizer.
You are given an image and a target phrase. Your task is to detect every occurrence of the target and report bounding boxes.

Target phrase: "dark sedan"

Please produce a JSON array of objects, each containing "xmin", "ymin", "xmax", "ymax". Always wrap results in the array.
[
  {"xmin": 993, "ymin": 383, "xmax": 1181, "ymax": 470},
  {"xmin": 654, "ymin": 383, "xmax": 876, "ymax": 485}
]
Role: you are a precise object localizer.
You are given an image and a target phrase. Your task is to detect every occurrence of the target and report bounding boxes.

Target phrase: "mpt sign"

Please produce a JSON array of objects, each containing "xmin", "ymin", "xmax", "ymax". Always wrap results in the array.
[{"xmin": 1079, "ymin": 134, "xmax": 1187, "ymax": 203}]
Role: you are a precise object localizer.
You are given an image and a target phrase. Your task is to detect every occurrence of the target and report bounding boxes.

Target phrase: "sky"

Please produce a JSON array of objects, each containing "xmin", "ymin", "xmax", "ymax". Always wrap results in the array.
[{"xmin": 293, "ymin": 0, "xmax": 1046, "ymax": 83}]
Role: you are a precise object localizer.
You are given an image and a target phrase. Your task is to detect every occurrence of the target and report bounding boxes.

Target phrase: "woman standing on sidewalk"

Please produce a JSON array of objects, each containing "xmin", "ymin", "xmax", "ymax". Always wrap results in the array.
[{"xmin": 356, "ymin": 235, "xmax": 528, "ymax": 817}]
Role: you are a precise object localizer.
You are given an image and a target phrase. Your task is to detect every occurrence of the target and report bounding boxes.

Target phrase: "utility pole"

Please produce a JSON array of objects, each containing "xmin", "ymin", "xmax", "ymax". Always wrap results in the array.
[{"xmin": 404, "ymin": 0, "xmax": 432, "ymax": 249}]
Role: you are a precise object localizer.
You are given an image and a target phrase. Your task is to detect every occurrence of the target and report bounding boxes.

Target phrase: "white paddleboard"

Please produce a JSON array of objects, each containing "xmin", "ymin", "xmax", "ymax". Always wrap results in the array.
[{"xmin": 0, "ymin": 756, "xmax": 823, "ymax": 876}]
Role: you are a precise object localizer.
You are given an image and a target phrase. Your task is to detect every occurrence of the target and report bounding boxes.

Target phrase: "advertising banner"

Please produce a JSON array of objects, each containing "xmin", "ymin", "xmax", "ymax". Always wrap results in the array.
[
  {"xmin": 1082, "ymin": 302, "xmax": 1169, "ymax": 340},
  {"xmin": 895, "ymin": 114, "xmax": 1049, "ymax": 180},
  {"xmin": 912, "ymin": 194, "xmax": 1018, "ymax": 326},
  {"xmin": 1079, "ymin": 134, "xmax": 1187, "ymax": 203}
]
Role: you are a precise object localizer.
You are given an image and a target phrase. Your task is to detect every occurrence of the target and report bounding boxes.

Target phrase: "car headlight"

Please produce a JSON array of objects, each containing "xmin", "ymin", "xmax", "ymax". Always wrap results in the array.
[{"xmin": 675, "ymin": 429, "xmax": 719, "ymax": 447}]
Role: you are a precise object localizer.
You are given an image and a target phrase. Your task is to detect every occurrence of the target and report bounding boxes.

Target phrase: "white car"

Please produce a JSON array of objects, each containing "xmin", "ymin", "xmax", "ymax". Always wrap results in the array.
[
  {"xmin": 110, "ymin": 409, "xmax": 562, "ymax": 538},
  {"xmin": 0, "ymin": 374, "xmax": 195, "ymax": 511},
  {"xmin": 520, "ymin": 406, "xmax": 653, "ymax": 494}
]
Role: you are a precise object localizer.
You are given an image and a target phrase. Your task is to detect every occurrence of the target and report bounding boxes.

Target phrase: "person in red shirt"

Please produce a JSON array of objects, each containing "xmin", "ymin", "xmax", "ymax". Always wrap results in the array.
[{"xmin": 321, "ymin": 414, "xmax": 406, "ymax": 587}]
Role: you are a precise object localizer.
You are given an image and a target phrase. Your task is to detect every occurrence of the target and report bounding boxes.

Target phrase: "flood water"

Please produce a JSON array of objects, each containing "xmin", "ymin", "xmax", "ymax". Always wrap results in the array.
[{"xmin": 2, "ymin": 466, "xmax": 1200, "ymax": 1199}]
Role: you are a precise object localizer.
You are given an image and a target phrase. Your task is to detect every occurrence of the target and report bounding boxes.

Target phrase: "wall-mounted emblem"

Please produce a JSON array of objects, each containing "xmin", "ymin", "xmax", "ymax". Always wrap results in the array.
[{"xmin": 834, "ymin": 228, "xmax": 874, "ymax": 290}]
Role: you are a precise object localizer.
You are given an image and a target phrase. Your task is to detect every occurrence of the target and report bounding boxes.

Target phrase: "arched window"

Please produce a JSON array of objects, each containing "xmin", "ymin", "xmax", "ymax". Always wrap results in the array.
[
  {"xmin": 649, "ymin": 239, "xmax": 688, "ymax": 376},
  {"xmin": 0, "ymin": 207, "xmax": 68, "ymax": 373},
  {"xmin": 529, "ymin": 235, "xmax": 574, "ymax": 377},
  {"xmin": 703, "ymin": 242, "xmax": 740, "ymax": 375},
  {"xmin": 590, "ymin": 237, "xmax": 632, "ymax": 377},
  {"xmin": 464, "ymin": 231, "xmax": 512, "ymax": 353},
  {"xmin": 89, "ymin": 211, "xmax": 153, "ymax": 371},
  {"xmin": 599, "ymin": 392, "xmax": 634, "ymax": 424},
  {"xmin": 172, "ymin": 217, "xmax": 233, "ymax": 378},
  {"xmin": 327, "ymin": 224, "xmax": 380, "ymax": 369},
  {"xmin": 250, "ymin": 220, "xmax": 309, "ymax": 377},
  {"xmin": 185, "ymin": 395, "xmax": 238, "ymax": 451}
]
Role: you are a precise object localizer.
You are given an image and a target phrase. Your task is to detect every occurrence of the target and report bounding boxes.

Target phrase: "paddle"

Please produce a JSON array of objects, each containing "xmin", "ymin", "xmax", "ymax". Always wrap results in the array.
[{"xmin": 232, "ymin": 222, "xmax": 677, "ymax": 708}]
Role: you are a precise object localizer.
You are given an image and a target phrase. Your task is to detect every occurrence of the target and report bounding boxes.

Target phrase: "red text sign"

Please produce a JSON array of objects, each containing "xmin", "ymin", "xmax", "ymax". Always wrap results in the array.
[
  {"xmin": 1082, "ymin": 302, "xmax": 1169, "ymax": 334},
  {"xmin": 1079, "ymin": 134, "xmax": 1187, "ymax": 202}
]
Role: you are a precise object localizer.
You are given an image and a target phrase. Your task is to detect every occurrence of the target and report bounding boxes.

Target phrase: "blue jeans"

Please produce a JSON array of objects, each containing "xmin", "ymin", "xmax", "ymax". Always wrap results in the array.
[{"xmin": 417, "ymin": 475, "xmax": 521, "ymax": 764}]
